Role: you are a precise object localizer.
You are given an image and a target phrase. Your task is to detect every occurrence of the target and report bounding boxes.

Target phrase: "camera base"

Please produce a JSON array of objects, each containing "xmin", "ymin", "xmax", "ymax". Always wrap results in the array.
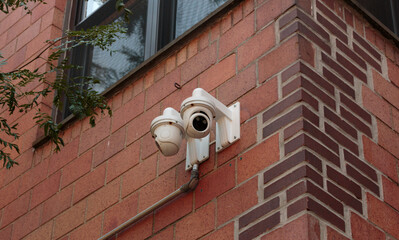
[{"xmin": 185, "ymin": 135, "xmax": 210, "ymax": 171}]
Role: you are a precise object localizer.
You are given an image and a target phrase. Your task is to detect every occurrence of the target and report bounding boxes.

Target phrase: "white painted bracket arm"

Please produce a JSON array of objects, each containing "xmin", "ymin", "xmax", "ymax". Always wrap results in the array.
[
  {"xmin": 190, "ymin": 88, "xmax": 240, "ymax": 152},
  {"xmin": 191, "ymin": 88, "xmax": 232, "ymax": 120},
  {"xmin": 216, "ymin": 102, "xmax": 240, "ymax": 152}
]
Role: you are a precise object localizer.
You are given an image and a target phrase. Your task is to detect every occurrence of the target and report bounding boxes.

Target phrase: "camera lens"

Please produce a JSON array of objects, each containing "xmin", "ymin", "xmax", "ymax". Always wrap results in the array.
[{"xmin": 192, "ymin": 115, "xmax": 208, "ymax": 131}]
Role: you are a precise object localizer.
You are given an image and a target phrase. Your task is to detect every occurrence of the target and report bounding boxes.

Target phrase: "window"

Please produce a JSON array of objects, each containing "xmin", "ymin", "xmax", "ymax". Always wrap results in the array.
[
  {"xmin": 61, "ymin": 0, "xmax": 228, "ymax": 120},
  {"xmin": 352, "ymin": 0, "xmax": 399, "ymax": 37}
]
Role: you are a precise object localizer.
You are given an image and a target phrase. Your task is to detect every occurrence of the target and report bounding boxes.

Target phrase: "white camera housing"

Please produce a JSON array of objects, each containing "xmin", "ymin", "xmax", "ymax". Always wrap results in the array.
[
  {"xmin": 149, "ymin": 89, "xmax": 240, "ymax": 171},
  {"xmin": 150, "ymin": 107, "xmax": 184, "ymax": 156},
  {"xmin": 181, "ymin": 88, "xmax": 240, "ymax": 170},
  {"xmin": 180, "ymin": 96, "xmax": 215, "ymax": 139}
]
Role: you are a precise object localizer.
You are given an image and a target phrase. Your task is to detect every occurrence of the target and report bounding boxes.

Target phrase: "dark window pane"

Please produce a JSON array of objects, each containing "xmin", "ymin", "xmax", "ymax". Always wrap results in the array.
[
  {"xmin": 80, "ymin": 0, "xmax": 148, "ymax": 93},
  {"xmin": 81, "ymin": 0, "xmax": 108, "ymax": 20},
  {"xmin": 392, "ymin": 0, "xmax": 399, "ymax": 35},
  {"xmin": 157, "ymin": 0, "xmax": 176, "ymax": 50},
  {"xmin": 175, "ymin": 0, "xmax": 227, "ymax": 38},
  {"xmin": 87, "ymin": 0, "xmax": 147, "ymax": 92},
  {"xmin": 356, "ymin": 0, "xmax": 395, "ymax": 33}
]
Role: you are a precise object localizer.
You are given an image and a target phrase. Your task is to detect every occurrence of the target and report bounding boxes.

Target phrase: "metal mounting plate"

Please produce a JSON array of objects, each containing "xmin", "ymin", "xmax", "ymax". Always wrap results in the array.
[{"xmin": 216, "ymin": 102, "xmax": 240, "ymax": 152}]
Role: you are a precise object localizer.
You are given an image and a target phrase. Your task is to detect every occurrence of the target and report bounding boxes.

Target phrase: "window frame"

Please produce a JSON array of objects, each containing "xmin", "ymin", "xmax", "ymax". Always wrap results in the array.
[
  {"xmin": 68, "ymin": 0, "xmax": 178, "ymax": 89},
  {"xmin": 51, "ymin": 0, "xmax": 235, "ymax": 126},
  {"xmin": 346, "ymin": 0, "xmax": 399, "ymax": 42}
]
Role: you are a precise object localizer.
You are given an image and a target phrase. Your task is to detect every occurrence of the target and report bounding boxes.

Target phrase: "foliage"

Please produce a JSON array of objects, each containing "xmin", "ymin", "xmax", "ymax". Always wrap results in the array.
[
  {"xmin": 0, "ymin": 0, "xmax": 45, "ymax": 13},
  {"xmin": 0, "ymin": 0, "xmax": 130, "ymax": 169}
]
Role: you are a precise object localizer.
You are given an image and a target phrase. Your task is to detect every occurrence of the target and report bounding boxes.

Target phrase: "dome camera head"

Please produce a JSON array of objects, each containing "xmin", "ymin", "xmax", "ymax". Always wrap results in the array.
[
  {"xmin": 181, "ymin": 95, "xmax": 216, "ymax": 139},
  {"xmin": 150, "ymin": 107, "xmax": 184, "ymax": 156}
]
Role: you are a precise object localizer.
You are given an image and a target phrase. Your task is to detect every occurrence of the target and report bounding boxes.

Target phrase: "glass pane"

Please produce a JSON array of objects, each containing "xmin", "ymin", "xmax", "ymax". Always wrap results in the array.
[
  {"xmin": 85, "ymin": 0, "xmax": 148, "ymax": 93},
  {"xmin": 175, "ymin": 0, "xmax": 228, "ymax": 38},
  {"xmin": 81, "ymin": 0, "xmax": 108, "ymax": 19},
  {"xmin": 356, "ymin": 0, "xmax": 394, "ymax": 33}
]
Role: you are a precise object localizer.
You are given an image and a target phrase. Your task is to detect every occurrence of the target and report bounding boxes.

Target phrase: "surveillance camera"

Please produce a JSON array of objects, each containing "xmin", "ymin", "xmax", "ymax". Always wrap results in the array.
[
  {"xmin": 150, "ymin": 107, "xmax": 184, "ymax": 156},
  {"xmin": 180, "ymin": 95, "xmax": 215, "ymax": 139},
  {"xmin": 181, "ymin": 88, "xmax": 241, "ymax": 153}
]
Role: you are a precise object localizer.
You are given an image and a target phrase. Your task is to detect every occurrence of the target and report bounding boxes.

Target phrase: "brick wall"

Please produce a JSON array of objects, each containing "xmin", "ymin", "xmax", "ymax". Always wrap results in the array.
[{"xmin": 0, "ymin": 0, "xmax": 399, "ymax": 239}]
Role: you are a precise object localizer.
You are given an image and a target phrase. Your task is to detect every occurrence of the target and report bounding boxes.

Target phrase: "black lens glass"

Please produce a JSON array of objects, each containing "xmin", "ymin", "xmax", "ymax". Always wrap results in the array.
[{"xmin": 193, "ymin": 115, "xmax": 208, "ymax": 131}]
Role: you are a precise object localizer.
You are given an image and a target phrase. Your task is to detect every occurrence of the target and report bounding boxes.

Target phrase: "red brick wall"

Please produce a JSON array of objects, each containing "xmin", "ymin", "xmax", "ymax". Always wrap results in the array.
[{"xmin": 0, "ymin": 0, "xmax": 399, "ymax": 239}]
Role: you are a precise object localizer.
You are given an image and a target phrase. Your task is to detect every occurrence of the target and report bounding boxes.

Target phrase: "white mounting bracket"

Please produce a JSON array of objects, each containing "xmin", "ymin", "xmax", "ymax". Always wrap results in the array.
[
  {"xmin": 180, "ymin": 88, "xmax": 240, "ymax": 171},
  {"xmin": 185, "ymin": 135, "xmax": 210, "ymax": 171},
  {"xmin": 216, "ymin": 102, "xmax": 240, "ymax": 152}
]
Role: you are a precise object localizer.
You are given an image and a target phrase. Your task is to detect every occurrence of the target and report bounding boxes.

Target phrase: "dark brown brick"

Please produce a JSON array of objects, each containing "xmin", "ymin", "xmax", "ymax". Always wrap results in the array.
[
  {"xmin": 287, "ymin": 196, "xmax": 345, "ymax": 231},
  {"xmin": 353, "ymin": 43, "xmax": 382, "ymax": 72},
  {"xmin": 353, "ymin": 32, "xmax": 381, "ymax": 61},
  {"xmin": 336, "ymin": 53, "xmax": 367, "ymax": 82},
  {"xmin": 263, "ymin": 104, "xmax": 313, "ymax": 138},
  {"xmin": 264, "ymin": 165, "xmax": 323, "ymax": 199},
  {"xmin": 285, "ymin": 133, "xmax": 340, "ymax": 166},
  {"xmin": 340, "ymin": 93, "xmax": 372, "ymax": 124},
  {"xmin": 239, "ymin": 197, "xmax": 279, "ymax": 229},
  {"xmin": 283, "ymin": 80, "xmax": 322, "ymax": 108},
  {"xmin": 287, "ymin": 196, "xmax": 307, "ymax": 217},
  {"xmin": 302, "ymin": 120, "xmax": 339, "ymax": 153},
  {"xmin": 316, "ymin": 1, "xmax": 347, "ymax": 31},
  {"xmin": 286, "ymin": 181, "xmax": 307, "ymax": 201},
  {"xmin": 297, "ymin": 22, "xmax": 331, "ymax": 54},
  {"xmin": 287, "ymin": 180, "xmax": 344, "ymax": 215},
  {"xmin": 239, "ymin": 212, "xmax": 280, "ymax": 240},
  {"xmin": 297, "ymin": 9, "xmax": 329, "ymax": 40},
  {"xmin": 283, "ymin": 117, "xmax": 322, "ymax": 141},
  {"xmin": 340, "ymin": 106, "xmax": 372, "ymax": 137},
  {"xmin": 280, "ymin": 21, "xmax": 300, "ymax": 41},
  {"xmin": 310, "ymin": 198, "xmax": 346, "ymax": 231},
  {"xmin": 323, "ymin": 67, "xmax": 355, "ymax": 99},
  {"xmin": 279, "ymin": 8, "xmax": 329, "ymax": 40},
  {"xmin": 325, "ymin": 123, "xmax": 359, "ymax": 155},
  {"xmin": 283, "ymin": 82, "xmax": 321, "ymax": 107},
  {"xmin": 322, "ymin": 53, "xmax": 354, "ymax": 85},
  {"xmin": 344, "ymin": 150, "xmax": 377, "ymax": 182},
  {"xmin": 327, "ymin": 166, "xmax": 362, "ymax": 199},
  {"xmin": 324, "ymin": 107, "xmax": 357, "ymax": 139},
  {"xmin": 284, "ymin": 119, "xmax": 304, "ymax": 140},
  {"xmin": 284, "ymin": 69, "xmax": 335, "ymax": 98},
  {"xmin": 284, "ymin": 133, "xmax": 306, "ymax": 154},
  {"xmin": 287, "ymin": 76, "xmax": 335, "ymax": 109},
  {"xmin": 282, "ymin": 61, "xmax": 301, "ymax": 82},
  {"xmin": 279, "ymin": 8, "xmax": 298, "ymax": 29},
  {"xmin": 346, "ymin": 164, "xmax": 379, "ymax": 196},
  {"xmin": 268, "ymin": 89, "xmax": 318, "ymax": 116},
  {"xmin": 301, "ymin": 63, "xmax": 335, "ymax": 94},
  {"xmin": 280, "ymin": 20, "xmax": 331, "ymax": 54},
  {"xmin": 283, "ymin": 77, "xmax": 302, "ymax": 96},
  {"xmin": 336, "ymin": 39, "xmax": 366, "ymax": 69},
  {"xmin": 303, "ymin": 106, "xmax": 320, "ymax": 125},
  {"xmin": 327, "ymin": 180, "xmax": 363, "ymax": 214},
  {"xmin": 263, "ymin": 90, "xmax": 318, "ymax": 123},
  {"xmin": 281, "ymin": 107, "xmax": 320, "ymax": 130},
  {"xmin": 264, "ymin": 149, "xmax": 322, "ymax": 184},
  {"xmin": 317, "ymin": 14, "xmax": 348, "ymax": 43}
]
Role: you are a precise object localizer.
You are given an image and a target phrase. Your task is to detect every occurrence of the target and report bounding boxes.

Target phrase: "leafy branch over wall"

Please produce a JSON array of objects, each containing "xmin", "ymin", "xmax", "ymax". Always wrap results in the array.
[{"xmin": 0, "ymin": 0, "xmax": 131, "ymax": 169}]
